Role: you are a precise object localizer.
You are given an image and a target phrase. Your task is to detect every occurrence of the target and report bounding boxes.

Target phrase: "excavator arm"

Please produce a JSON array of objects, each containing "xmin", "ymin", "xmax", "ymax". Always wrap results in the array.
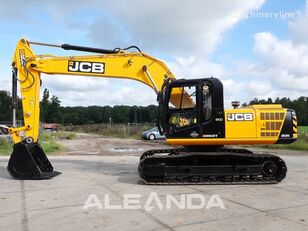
[
  {"xmin": 7, "ymin": 38, "xmax": 194, "ymax": 180},
  {"xmin": 10, "ymin": 38, "xmax": 192, "ymax": 144}
]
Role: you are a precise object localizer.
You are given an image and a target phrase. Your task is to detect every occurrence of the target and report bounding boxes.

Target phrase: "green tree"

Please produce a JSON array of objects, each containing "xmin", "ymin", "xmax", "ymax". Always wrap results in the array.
[
  {"xmin": 112, "ymin": 106, "xmax": 130, "ymax": 123},
  {"xmin": 0, "ymin": 91, "xmax": 12, "ymax": 121},
  {"xmin": 46, "ymin": 96, "xmax": 61, "ymax": 123},
  {"xmin": 101, "ymin": 106, "xmax": 112, "ymax": 123},
  {"xmin": 40, "ymin": 89, "xmax": 62, "ymax": 123},
  {"xmin": 40, "ymin": 89, "xmax": 50, "ymax": 122}
]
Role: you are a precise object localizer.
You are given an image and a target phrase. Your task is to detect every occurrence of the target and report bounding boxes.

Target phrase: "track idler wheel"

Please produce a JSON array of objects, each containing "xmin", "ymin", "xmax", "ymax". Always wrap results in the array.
[
  {"xmin": 7, "ymin": 137, "xmax": 61, "ymax": 179},
  {"xmin": 262, "ymin": 161, "xmax": 278, "ymax": 177}
]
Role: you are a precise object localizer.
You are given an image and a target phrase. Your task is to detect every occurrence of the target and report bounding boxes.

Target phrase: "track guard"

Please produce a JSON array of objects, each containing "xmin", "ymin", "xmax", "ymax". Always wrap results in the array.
[{"xmin": 7, "ymin": 140, "xmax": 61, "ymax": 180}]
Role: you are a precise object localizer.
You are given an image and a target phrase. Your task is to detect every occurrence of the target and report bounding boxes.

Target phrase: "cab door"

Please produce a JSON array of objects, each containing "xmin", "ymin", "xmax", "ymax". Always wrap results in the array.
[
  {"xmin": 199, "ymin": 79, "xmax": 225, "ymax": 139},
  {"xmin": 164, "ymin": 82, "xmax": 202, "ymax": 138}
]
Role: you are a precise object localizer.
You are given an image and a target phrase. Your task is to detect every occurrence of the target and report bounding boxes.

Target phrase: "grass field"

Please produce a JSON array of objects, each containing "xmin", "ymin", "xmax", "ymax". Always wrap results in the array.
[
  {"xmin": 299, "ymin": 126, "xmax": 308, "ymax": 133},
  {"xmin": 0, "ymin": 137, "xmax": 12, "ymax": 155},
  {"xmin": 0, "ymin": 131, "xmax": 76, "ymax": 155}
]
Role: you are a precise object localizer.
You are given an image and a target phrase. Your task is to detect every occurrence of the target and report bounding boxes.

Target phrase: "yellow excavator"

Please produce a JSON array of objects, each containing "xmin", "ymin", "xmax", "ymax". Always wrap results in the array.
[{"xmin": 7, "ymin": 38, "xmax": 297, "ymax": 184}]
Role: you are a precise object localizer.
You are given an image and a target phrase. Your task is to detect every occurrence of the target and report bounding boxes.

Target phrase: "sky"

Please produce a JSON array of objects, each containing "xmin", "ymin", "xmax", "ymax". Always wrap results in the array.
[{"xmin": 0, "ymin": 0, "xmax": 307, "ymax": 108}]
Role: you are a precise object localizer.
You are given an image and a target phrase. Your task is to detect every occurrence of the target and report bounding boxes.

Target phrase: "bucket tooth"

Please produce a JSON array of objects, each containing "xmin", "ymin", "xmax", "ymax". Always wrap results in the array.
[{"xmin": 7, "ymin": 141, "xmax": 61, "ymax": 180}]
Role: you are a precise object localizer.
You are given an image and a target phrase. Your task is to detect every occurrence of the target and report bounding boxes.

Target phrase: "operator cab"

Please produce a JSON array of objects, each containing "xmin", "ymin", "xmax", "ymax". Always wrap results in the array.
[{"xmin": 158, "ymin": 78, "xmax": 225, "ymax": 139}]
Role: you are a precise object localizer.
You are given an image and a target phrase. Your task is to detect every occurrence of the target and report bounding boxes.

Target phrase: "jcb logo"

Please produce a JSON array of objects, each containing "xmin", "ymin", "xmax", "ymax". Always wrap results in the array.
[
  {"xmin": 19, "ymin": 49, "xmax": 26, "ymax": 67},
  {"xmin": 68, "ymin": 61, "xmax": 105, "ymax": 74},
  {"xmin": 227, "ymin": 113, "xmax": 253, "ymax": 121}
]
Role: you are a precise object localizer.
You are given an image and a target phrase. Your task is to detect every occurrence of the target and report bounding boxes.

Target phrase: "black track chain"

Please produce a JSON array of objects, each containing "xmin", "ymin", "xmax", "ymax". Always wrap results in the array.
[{"xmin": 138, "ymin": 147, "xmax": 287, "ymax": 185}]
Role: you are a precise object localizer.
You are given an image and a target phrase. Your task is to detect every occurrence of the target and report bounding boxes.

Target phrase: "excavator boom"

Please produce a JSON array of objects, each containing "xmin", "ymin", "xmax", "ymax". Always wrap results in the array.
[
  {"xmin": 9, "ymin": 39, "xmax": 191, "ymax": 144},
  {"xmin": 7, "ymin": 38, "xmax": 193, "ymax": 179}
]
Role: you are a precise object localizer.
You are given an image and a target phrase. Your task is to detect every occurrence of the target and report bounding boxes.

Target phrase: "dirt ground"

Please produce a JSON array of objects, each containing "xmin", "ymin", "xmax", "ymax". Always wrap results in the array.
[
  {"xmin": 57, "ymin": 133, "xmax": 307, "ymax": 157},
  {"xmin": 57, "ymin": 133, "xmax": 171, "ymax": 156}
]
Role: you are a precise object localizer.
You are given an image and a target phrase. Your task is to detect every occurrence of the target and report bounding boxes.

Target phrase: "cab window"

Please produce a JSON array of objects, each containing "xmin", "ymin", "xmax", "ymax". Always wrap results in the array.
[
  {"xmin": 168, "ymin": 86, "xmax": 196, "ymax": 109},
  {"xmin": 167, "ymin": 85, "xmax": 198, "ymax": 129},
  {"xmin": 202, "ymin": 84, "xmax": 212, "ymax": 121}
]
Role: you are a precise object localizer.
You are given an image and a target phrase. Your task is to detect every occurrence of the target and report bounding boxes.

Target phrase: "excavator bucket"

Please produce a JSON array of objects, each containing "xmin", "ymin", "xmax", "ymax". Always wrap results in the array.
[{"xmin": 7, "ymin": 141, "xmax": 61, "ymax": 179}]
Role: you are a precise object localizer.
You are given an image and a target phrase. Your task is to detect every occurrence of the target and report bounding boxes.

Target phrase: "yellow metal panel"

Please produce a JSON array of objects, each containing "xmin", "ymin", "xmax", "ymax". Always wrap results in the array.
[
  {"xmin": 256, "ymin": 108, "xmax": 286, "ymax": 139},
  {"xmin": 244, "ymin": 104, "xmax": 282, "ymax": 109},
  {"xmin": 167, "ymin": 138, "xmax": 277, "ymax": 146},
  {"xmin": 224, "ymin": 109, "xmax": 257, "ymax": 139},
  {"xmin": 10, "ymin": 39, "xmax": 41, "ymax": 143}
]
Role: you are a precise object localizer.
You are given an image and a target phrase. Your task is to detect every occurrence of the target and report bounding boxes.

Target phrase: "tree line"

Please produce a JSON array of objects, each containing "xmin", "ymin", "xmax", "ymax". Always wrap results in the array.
[
  {"xmin": 0, "ymin": 89, "xmax": 158, "ymax": 125},
  {"xmin": 0, "ymin": 89, "xmax": 307, "ymax": 125}
]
